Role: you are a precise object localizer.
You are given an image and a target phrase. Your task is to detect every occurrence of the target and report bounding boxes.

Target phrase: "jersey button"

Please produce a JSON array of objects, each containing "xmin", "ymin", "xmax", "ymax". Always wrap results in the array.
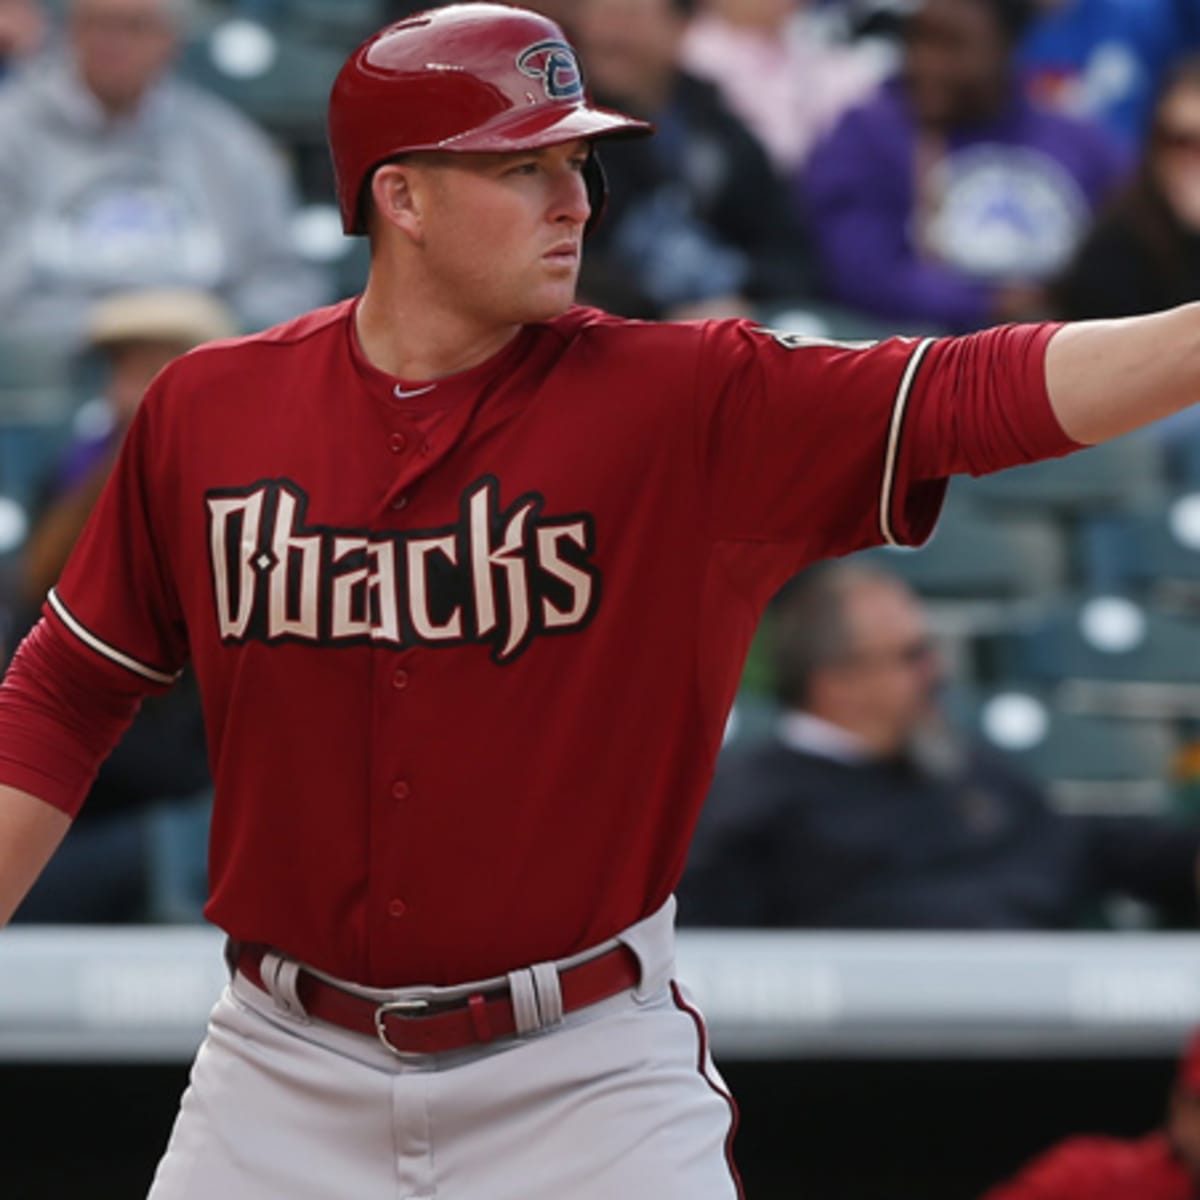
[
  {"xmin": 389, "ymin": 433, "xmax": 408, "ymax": 454},
  {"xmin": 391, "ymin": 496, "xmax": 408, "ymax": 511},
  {"xmin": 391, "ymin": 780, "xmax": 410, "ymax": 800},
  {"xmin": 388, "ymin": 899, "xmax": 407, "ymax": 918},
  {"xmin": 392, "ymin": 669, "xmax": 409, "ymax": 690}
]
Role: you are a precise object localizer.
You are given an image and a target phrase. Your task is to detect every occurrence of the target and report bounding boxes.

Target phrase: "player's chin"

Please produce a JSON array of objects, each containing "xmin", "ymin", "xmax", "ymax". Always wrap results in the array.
[{"xmin": 521, "ymin": 279, "xmax": 578, "ymax": 323}]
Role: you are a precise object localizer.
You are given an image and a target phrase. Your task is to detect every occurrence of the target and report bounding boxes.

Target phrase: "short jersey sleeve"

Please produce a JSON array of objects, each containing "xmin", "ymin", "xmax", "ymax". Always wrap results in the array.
[
  {"xmin": 694, "ymin": 321, "xmax": 946, "ymax": 559},
  {"xmin": 44, "ymin": 382, "xmax": 187, "ymax": 690}
]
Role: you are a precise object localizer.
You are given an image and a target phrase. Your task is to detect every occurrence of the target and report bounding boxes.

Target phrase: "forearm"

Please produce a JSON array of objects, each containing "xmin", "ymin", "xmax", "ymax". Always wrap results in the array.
[
  {"xmin": 1045, "ymin": 303, "xmax": 1200, "ymax": 444},
  {"xmin": 0, "ymin": 784, "xmax": 70, "ymax": 926}
]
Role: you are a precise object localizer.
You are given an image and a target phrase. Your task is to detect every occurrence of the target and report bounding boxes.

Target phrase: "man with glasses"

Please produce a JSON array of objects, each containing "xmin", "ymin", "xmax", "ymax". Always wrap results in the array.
[{"xmin": 680, "ymin": 562, "xmax": 1200, "ymax": 930}]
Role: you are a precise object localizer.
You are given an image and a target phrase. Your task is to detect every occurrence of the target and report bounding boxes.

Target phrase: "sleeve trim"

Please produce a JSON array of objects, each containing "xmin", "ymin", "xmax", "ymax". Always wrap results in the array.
[
  {"xmin": 880, "ymin": 337, "xmax": 937, "ymax": 547},
  {"xmin": 47, "ymin": 588, "xmax": 179, "ymax": 686}
]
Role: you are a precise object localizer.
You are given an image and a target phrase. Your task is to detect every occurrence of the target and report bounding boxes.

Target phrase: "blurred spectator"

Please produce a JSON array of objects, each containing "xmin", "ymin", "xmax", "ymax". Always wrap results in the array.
[
  {"xmin": 0, "ymin": 0, "xmax": 45, "ymax": 81},
  {"xmin": 10, "ymin": 287, "xmax": 228, "ymax": 924},
  {"xmin": 20, "ymin": 287, "xmax": 235, "ymax": 612},
  {"xmin": 1020, "ymin": 0, "xmax": 1199, "ymax": 157},
  {"xmin": 802, "ymin": 0, "xmax": 1129, "ymax": 332},
  {"xmin": 575, "ymin": 0, "xmax": 813, "ymax": 319},
  {"xmin": 0, "ymin": 0, "xmax": 330, "ymax": 352},
  {"xmin": 678, "ymin": 562, "xmax": 1200, "ymax": 929},
  {"xmin": 982, "ymin": 1028, "xmax": 1200, "ymax": 1199},
  {"xmin": 383, "ymin": 2, "xmax": 577, "ymax": 33},
  {"xmin": 681, "ymin": 0, "xmax": 886, "ymax": 174},
  {"xmin": 1055, "ymin": 56, "xmax": 1200, "ymax": 320}
]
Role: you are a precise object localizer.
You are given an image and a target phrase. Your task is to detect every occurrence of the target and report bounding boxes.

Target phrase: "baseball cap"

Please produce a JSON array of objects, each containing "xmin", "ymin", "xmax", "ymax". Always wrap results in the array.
[{"xmin": 87, "ymin": 289, "xmax": 237, "ymax": 352}]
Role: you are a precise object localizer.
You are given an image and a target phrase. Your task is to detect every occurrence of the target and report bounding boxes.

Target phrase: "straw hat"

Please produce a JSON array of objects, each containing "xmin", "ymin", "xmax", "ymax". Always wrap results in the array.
[{"xmin": 87, "ymin": 288, "xmax": 238, "ymax": 352}]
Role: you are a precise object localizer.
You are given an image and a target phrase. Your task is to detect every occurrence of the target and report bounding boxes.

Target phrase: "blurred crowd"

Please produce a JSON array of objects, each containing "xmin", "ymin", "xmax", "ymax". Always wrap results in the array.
[{"xmin": 6, "ymin": 0, "xmax": 1200, "ymax": 1194}]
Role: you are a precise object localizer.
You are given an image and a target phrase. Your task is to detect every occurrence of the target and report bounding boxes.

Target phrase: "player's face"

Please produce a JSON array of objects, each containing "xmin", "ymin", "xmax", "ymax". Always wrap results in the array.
[
  {"xmin": 904, "ymin": 0, "xmax": 1012, "ymax": 129},
  {"xmin": 70, "ymin": 0, "xmax": 176, "ymax": 114},
  {"xmin": 403, "ymin": 140, "xmax": 593, "ymax": 327}
]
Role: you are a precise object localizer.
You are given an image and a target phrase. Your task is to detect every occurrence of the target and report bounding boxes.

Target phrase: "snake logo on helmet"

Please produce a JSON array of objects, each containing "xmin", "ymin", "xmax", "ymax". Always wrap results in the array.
[{"xmin": 327, "ymin": 3, "xmax": 653, "ymax": 236}]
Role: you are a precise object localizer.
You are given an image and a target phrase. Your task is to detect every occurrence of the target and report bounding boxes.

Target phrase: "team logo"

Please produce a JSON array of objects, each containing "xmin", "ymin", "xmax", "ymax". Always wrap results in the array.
[
  {"xmin": 205, "ymin": 476, "xmax": 600, "ymax": 665},
  {"xmin": 920, "ymin": 145, "xmax": 1088, "ymax": 280},
  {"xmin": 517, "ymin": 39, "xmax": 583, "ymax": 101}
]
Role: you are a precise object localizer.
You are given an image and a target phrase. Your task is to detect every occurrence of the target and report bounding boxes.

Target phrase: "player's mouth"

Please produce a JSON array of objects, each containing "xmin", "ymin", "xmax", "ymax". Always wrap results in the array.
[{"xmin": 543, "ymin": 242, "xmax": 580, "ymax": 266}]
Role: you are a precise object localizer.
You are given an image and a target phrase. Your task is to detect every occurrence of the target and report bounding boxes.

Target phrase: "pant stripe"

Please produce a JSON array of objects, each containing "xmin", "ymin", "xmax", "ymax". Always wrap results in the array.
[{"xmin": 669, "ymin": 980, "xmax": 745, "ymax": 1200}]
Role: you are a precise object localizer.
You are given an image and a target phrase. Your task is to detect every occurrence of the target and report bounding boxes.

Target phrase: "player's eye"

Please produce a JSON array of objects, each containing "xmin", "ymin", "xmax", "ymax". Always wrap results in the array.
[
  {"xmin": 507, "ymin": 161, "xmax": 539, "ymax": 177},
  {"xmin": 568, "ymin": 156, "xmax": 589, "ymax": 174}
]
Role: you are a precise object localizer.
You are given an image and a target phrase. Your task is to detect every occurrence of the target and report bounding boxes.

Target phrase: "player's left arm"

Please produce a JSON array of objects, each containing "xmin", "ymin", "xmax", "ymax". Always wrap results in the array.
[{"xmin": 1043, "ymin": 303, "xmax": 1200, "ymax": 445}]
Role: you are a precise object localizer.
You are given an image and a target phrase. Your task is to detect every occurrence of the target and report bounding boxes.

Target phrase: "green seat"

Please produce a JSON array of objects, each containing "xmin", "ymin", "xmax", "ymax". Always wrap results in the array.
[
  {"xmin": 969, "ymin": 688, "xmax": 1172, "ymax": 814},
  {"xmin": 992, "ymin": 595, "xmax": 1200, "ymax": 718},
  {"xmin": 862, "ymin": 493, "xmax": 1066, "ymax": 601},
  {"xmin": 961, "ymin": 431, "xmax": 1165, "ymax": 515}
]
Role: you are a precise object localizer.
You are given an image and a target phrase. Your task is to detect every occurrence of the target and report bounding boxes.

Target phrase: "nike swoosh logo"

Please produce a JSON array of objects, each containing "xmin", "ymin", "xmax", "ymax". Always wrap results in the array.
[{"xmin": 394, "ymin": 383, "xmax": 437, "ymax": 400}]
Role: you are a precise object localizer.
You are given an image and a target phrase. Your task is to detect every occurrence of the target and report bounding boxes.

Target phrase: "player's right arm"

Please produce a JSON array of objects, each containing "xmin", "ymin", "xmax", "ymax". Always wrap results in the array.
[
  {"xmin": 0, "ymin": 616, "xmax": 149, "ymax": 927},
  {"xmin": 0, "ymin": 786, "xmax": 69, "ymax": 926}
]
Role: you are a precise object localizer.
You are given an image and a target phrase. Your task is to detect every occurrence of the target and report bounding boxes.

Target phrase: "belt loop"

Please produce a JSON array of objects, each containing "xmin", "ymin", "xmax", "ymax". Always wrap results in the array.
[
  {"xmin": 621, "ymin": 895, "xmax": 676, "ymax": 1000},
  {"xmin": 507, "ymin": 969, "xmax": 541, "ymax": 1034},
  {"xmin": 261, "ymin": 952, "xmax": 310, "ymax": 1022},
  {"xmin": 531, "ymin": 962, "xmax": 563, "ymax": 1028}
]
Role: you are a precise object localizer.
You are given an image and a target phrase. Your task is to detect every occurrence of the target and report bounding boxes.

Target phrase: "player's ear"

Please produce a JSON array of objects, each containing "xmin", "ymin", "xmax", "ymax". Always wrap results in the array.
[{"xmin": 369, "ymin": 162, "xmax": 426, "ymax": 243}]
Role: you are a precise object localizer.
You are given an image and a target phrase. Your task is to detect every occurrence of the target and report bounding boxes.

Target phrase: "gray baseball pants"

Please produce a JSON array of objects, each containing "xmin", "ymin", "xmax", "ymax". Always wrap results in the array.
[{"xmin": 147, "ymin": 899, "xmax": 742, "ymax": 1199}]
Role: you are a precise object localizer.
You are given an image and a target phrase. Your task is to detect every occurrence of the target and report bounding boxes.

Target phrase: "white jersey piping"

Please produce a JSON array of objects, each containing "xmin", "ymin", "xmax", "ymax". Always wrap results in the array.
[
  {"xmin": 47, "ymin": 588, "xmax": 178, "ymax": 685},
  {"xmin": 879, "ymin": 337, "xmax": 936, "ymax": 547}
]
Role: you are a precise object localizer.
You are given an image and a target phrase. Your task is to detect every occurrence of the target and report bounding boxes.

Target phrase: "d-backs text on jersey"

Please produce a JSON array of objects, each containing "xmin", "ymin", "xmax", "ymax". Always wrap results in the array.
[{"xmin": 205, "ymin": 475, "xmax": 600, "ymax": 664}]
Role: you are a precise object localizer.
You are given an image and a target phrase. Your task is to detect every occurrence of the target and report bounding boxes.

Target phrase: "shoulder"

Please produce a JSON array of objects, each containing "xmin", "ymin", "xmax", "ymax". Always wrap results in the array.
[
  {"xmin": 713, "ymin": 737, "xmax": 834, "ymax": 796},
  {"xmin": 537, "ymin": 305, "xmax": 711, "ymax": 358},
  {"xmin": 1014, "ymin": 95, "xmax": 1130, "ymax": 167},
  {"xmin": 148, "ymin": 300, "xmax": 354, "ymax": 400}
]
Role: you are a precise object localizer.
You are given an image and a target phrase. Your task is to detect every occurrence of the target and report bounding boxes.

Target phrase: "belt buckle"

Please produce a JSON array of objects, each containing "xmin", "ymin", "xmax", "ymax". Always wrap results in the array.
[{"xmin": 374, "ymin": 997, "xmax": 431, "ymax": 1056}]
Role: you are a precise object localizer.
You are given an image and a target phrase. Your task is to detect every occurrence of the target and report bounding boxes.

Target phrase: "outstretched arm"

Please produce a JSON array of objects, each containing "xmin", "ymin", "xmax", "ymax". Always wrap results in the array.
[
  {"xmin": 1046, "ymin": 303, "xmax": 1200, "ymax": 445},
  {"xmin": 0, "ymin": 786, "xmax": 69, "ymax": 925}
]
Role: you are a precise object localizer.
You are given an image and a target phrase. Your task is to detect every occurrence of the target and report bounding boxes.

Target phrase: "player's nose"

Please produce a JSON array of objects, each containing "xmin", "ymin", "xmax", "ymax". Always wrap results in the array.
[{"xmin": 551, "ymin": 167, "xmax": 591, "ymax": 228}]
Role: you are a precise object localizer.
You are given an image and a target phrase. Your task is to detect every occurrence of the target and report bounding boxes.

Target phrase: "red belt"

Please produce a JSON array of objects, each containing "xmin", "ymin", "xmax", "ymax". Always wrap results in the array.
[{"xmin": 236, "ymin": 943, "xmax": 641, "ymax": 1056}]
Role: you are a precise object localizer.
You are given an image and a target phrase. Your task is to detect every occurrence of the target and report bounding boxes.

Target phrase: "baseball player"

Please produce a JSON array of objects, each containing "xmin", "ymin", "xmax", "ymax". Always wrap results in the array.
[{"xmin": 0, "ymin": 4, "xmax": 1195, "ymax": 1197}]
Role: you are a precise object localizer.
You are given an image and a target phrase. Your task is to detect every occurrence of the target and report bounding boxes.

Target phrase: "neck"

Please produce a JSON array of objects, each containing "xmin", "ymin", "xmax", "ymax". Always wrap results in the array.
[
  {"xmin": 355, "ymin": 270, "xmax": 520, "ymax": 381},
  {"xmin": 805, "ymin": 705, "xmax": 902, "ymax": 759}
]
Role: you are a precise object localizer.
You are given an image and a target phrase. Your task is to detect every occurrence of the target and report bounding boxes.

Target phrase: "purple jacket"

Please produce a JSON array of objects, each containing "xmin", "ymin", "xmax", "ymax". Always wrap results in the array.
[{"xmin": 800, "ymin": 78, "xmax": 1130, "ymax": 331}]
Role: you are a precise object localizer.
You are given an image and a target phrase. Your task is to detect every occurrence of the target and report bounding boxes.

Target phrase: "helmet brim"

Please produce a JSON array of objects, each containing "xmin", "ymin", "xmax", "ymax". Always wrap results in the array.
[{"xmin": 437, "ymin": 102, "xmax": 653, "ymax": 152}]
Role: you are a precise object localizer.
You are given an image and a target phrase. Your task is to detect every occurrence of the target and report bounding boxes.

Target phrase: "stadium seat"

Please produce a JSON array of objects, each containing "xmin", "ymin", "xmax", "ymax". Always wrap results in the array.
[
  {"xmin": 990, "ymin": 595, "xmax": 1200, "ymax": 718},
  {"xmin": 863, "ymin": 493, "xmax": 1066, "ymax": 601},
  {"xmin": 0, "ymin": 334, "xmax": 76, "ymax": 424},
  {"xmin": 1080, "ymin": 493, "xmax": 1200, "ymax": 603},
  {"xmin": 959, "ymin": 431, "xmax": 1165, "ymax": 515},
  {"xmin": 968, "ymin": 688, "xmax": 1172, "ymax": 814},
  {"xmin": 181, "ymin": 20, "xmax": 347, "ymax": 143}
]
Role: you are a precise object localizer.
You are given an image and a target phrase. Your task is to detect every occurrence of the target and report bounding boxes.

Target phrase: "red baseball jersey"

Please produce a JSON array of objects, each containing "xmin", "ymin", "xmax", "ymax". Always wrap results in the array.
[
  {"xmin": 0, "ymin": 302, "xmax": 1073, "ymax": 985},
  {"xmin": 983, "ymin": 1133, "xmax": 1198, "ymax": 1200}
]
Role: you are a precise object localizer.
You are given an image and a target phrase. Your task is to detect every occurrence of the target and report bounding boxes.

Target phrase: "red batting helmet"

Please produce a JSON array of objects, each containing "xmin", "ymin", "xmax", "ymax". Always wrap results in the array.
[{"xmin": 328, "ymin": 3, "xmax": 653, "ymax": 235}]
